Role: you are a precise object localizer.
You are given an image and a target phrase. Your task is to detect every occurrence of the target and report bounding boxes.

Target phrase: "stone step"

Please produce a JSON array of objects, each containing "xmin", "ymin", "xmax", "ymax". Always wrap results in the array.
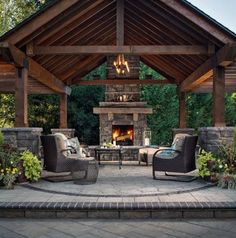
[{"xmin": 1, "ymin": 201, "xmax": 236, "ymax": 219}]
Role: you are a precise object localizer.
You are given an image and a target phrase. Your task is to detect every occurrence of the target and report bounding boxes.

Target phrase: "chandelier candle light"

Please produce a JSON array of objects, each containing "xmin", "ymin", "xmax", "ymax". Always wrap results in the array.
[{"xmin": 113, "ymin": 54, "xmax": 130, "ymax": 75}]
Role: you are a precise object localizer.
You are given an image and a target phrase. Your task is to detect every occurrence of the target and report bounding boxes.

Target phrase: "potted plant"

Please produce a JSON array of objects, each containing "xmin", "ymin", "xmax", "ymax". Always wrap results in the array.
[{"xmin": 19, "ymin": 150, "xmax": 42, "ymax": 182}]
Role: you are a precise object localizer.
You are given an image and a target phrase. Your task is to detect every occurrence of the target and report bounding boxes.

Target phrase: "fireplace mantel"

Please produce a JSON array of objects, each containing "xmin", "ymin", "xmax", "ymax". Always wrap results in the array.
[{"xmin": 93, "ymin": 107, "xmax": 153, "ymax": 114}]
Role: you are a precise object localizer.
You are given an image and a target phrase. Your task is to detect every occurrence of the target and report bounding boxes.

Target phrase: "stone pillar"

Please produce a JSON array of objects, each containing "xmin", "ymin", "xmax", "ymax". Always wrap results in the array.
[
  {"xmin": 1, "ymin": 127, "xmax": 43, "ymax": 157},
  {"xmin": 51, "ymin": 128, "xmax": 75, "ymax": 138},
  {"xmin": 198, "ymin": 127, "xmax": 234, "ymax": 154}
]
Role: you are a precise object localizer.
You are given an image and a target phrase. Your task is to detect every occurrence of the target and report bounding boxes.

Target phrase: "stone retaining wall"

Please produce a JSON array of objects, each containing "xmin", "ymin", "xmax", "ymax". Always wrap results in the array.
[{"xmin": 198, "ymin": 127, "xmax": 234, "ymax": 154}]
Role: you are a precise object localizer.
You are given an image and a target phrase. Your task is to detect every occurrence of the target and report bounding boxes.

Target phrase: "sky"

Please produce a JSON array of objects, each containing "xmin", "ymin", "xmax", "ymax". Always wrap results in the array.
[{"xmin": 188, "ymin": 0, "xmax": 236, "ymax": 33}]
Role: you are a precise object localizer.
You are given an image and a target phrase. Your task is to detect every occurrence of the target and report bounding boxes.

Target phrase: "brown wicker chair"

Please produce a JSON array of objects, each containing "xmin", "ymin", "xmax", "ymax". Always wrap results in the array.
[
  {"xmin": 41, "ymin": 135, "xmax": 99, "ymax": 184},
  {"xmin": 152, "ymin": 134, "xmax": 198, "ymax": 182}
]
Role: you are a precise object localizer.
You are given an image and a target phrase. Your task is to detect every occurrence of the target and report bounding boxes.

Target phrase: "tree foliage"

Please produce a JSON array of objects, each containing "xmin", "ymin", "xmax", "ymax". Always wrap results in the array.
[{"xmin": 0, "ymin": 0, "xmax": 46, "ymax": 36}]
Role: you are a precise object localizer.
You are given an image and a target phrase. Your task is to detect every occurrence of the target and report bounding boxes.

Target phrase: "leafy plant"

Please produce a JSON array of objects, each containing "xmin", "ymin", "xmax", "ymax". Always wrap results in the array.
[
  {"xmin": 0, "ymin": 134, "xmax": 20, "ymax": 189},
  {"xmin": 217, "ymin": 128, "xmax": 236, "ymax": 174},
  {"xmin": 197, "ymin": 150, "xmax": 216, "ymax": 178},
  {"xmin": 20, "ymin": 150, "xmax": 42, "ymax": 182},
  {"xmin": 0, "ymin": 130, "xmax": 4, "ymax": 146}
]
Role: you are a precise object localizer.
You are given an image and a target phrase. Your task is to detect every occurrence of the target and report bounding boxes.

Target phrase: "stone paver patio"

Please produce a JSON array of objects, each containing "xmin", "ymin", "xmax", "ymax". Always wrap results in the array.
[{"xmin": 1, "ymin": 164, "xmax": 236, "ymax": 219}]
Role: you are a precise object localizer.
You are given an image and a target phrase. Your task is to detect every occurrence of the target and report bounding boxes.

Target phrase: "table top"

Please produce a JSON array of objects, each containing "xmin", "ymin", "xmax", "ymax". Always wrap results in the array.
[{"xmin": 95, "ymin": 147, "xmax": 122, "ymax": 151}]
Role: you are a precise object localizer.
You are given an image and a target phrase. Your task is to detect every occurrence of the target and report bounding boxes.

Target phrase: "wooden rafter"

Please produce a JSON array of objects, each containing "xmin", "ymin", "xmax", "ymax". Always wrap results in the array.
[
  {"xmin": 35, "ymin": 0, "xmax": 108, "ymax": 46},
  {"xmin": 180, "ymin": 43, "xmax": 236, "ymax": 92},
  {"xmin": 3, "ymin": 43, "xmax": 71, "ymax": 94},
  {"xmin": 74, "ymin": 79, "xmax": 173, "ymax": 85},
  {"xmin": 33, "ymin": 45, "xmax": 210, "ymax": 55}
]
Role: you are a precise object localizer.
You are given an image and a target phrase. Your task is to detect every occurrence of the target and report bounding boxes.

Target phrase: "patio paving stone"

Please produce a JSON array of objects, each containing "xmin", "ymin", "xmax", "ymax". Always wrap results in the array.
[{"xmin": 0, "ymin": 165, "xmax": 236, "ymax": 219}]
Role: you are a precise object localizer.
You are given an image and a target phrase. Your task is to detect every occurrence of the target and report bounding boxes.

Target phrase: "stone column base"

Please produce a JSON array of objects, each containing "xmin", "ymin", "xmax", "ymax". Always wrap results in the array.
[
  {"xmin": 172, "ymin": 128, "xmax": 196, "ymax": 139},
  {"xmin": 198, "ymin": 127, "xmax": 234, "ymax": 154},
  {"xmin": 1, "ymin": 127, "xmax": 43, "ymax": 157},
  {"xmin": 51, "ymin": 128, "xmax": 75, "ymax": 138}
]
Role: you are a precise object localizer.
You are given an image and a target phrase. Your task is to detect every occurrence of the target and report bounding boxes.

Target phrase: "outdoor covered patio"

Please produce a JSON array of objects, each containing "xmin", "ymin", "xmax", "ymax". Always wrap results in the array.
[
  {"xmin": 0, "ymin": 0, "xmax": 236, "ymax": 134},
  {"xmin": 1, "ymin": 0, "xmax": 236, "ymax": 219}
]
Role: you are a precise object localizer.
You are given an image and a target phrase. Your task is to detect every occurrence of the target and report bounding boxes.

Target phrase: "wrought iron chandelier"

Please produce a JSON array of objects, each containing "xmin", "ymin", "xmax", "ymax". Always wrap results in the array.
[{"xmin": 113, "ymin": 54, "xmax": 130, "ymax": 75}]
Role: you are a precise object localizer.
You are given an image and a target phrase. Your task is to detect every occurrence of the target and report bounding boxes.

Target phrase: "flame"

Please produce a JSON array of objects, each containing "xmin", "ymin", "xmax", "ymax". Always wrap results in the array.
[
  {"xmin": 112, "ymin": 129, "xmax": 120, "ymax": 141},
  {"xmin": 112, "ymin": 128, "xmax": 133, "ymax": 141}
]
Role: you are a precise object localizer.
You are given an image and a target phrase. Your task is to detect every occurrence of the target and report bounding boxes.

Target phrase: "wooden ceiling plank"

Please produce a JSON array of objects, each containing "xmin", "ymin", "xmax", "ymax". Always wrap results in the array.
[
  {"xmin": 36, "ymin": 8, "xmax": 115, "ymax": 67},
  {"xmin": 181, "ymin": 43, "xmax": 236, "ymax": 91},
  {"xmin": 125, "ymin": 29, "xmax": 191, "ymax": 79},
  {"xmin": 158, "ymin": 0, "xmax": 235, "ymax": 44},
  {"xmin": 127, "ymin": 0, "xmax": 205, "ymax": 45},
  {"xmin": 125, "ymin": 5, "xmax": 207, "ymax": 65},
  {"xmin": 0, "ymin": 79, "xmax": 15, "ymax": 93},
  {"xmin": 37, "ymin": 0, "xmax": 113, "ymax": 46},
  {"xmin": 125, "ymin": 13, "xmax": 204, "ymax": 72},
  {"xmin": 71, "ymin": 57, "xmax": 107, "ymax": 84},
  {"xmin": 49, "ymin": 24, "xmax": 115, "ymax": 76}
]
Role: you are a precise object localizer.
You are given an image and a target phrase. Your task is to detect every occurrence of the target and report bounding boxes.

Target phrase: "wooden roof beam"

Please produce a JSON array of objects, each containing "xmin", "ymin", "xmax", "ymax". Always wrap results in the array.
[
  {"xmin": 33, "ymin": 45, "xmax": 211, "ymax": 55},
  {"xmin": 74, "ymin": 79, "xmax": 173, "ymax": 85},
  {"xmin": 180, "ymin": 43, "xmax": 236, "ymax": 92},
  {"xmin": 158, "ymin": 0, "xmax": 235, "ymax": 44},
  {"xmin": 2, "ymin": 0, "xmax": 80, "ymax": 44},
  {"xmin": 3, "ymin": 43, "xmax": 71, "ymax": 94}
]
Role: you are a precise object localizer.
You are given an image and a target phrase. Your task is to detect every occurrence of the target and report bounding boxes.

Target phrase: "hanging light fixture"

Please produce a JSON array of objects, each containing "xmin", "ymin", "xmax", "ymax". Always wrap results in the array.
[{"xmin": 113, "ymin": 54, "xmax": 130, "ymax": 75}]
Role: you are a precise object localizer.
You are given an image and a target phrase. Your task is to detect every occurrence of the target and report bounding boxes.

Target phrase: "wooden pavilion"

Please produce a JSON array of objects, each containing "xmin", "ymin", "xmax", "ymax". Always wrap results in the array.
[{"xmin": 0, "ymin": 0, "xmax": 236, "ymax": 129}]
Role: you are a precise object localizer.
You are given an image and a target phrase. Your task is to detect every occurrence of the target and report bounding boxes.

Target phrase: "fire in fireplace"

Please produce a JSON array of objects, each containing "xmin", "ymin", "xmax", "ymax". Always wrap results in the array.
[{"xmin": 112, "ymin": 125, "xmax": 134, "ymax": 146}]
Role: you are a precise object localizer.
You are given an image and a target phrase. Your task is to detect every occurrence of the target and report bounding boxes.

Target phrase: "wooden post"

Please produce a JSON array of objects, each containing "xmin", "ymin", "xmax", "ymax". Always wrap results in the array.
[
  {"xmin": 213, "ymin": 66, "xmax": 225, "ymax": 126},
  {"xmin": 15, "ymin": 67, "xmax": 28, "ymax": 127},
  {"xmin": 60, "ymin": 93, "xmax": 67, "ymax": 128},
  {"xmin": 179, "ymin": 90, "xmax": 186, "ymax": 128}
]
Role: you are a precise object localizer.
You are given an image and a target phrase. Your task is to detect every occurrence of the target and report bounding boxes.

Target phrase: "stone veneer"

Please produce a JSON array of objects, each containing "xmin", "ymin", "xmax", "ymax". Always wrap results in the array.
[
  {"xmin": 172, "ymin": 128, "xmax": 196, "ymax": 138},
  {"xmin": 1, "ymin": 127, "xmax": 43, "ymax": 157},
  {"xmin": 51, "ymin": 128, "xmax": 75, "ymax": 138},
  {"xmin": 198, "ymin": 127, "xmax": 234, "ymax": 154}
]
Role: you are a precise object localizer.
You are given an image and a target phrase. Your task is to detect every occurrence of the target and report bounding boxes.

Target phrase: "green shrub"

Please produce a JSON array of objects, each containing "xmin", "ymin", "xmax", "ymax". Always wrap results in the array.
[
  {"xmin": 20, "ymin": 150, "xmax": 42, "ymax": 182},
  {"xmin": 0, "ymin": 131, "xmax": 4, "ymax": 146},
  {"xmin": 197, "ymin": 150, "xmax": 216, "ymax": 178}
]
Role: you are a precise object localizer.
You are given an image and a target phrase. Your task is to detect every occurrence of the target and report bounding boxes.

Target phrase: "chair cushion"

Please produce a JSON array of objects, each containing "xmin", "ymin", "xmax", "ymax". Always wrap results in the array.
[
  {"xmin": 171, "ymin": 133, "xmax": 190, "ymax": 151},
  {"xmin": 54, "ymin": 133, "xmax": 70, "ymax": 156},
  {"xmin": 156, "ymin": 149, "xmax": 178, "ymax": 159}
]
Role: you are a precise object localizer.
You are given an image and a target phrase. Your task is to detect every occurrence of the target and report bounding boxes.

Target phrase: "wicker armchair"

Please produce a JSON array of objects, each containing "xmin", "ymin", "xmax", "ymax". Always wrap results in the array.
[
  {"xmin": 152, "ymin": 134, "xmax": 198, "ymax": 181},
  {"xmin": 40, "ymin": 134, "xmax": 88, "ymax": 173}
]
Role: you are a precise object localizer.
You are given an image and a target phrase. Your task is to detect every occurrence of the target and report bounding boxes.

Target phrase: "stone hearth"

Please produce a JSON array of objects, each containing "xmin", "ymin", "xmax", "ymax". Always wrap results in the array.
[{"xmin": 93, "ymin": 55, "xmax": 153, "ymax": 146}]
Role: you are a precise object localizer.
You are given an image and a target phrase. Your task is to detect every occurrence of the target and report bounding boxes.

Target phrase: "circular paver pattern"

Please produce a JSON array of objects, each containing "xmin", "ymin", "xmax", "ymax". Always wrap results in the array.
[{"xmin": 22, "ymin": 164, "xmax": 214, "ymax": 197}]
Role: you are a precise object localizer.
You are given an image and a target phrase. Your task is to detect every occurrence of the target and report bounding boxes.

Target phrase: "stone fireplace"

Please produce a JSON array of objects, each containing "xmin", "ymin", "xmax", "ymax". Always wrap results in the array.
[{"xmin": 93, "ymin": 56, "xmax": 153, "ymax": 146}]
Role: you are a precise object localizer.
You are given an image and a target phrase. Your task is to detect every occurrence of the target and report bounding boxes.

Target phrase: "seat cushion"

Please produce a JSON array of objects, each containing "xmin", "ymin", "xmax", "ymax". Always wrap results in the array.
[{"xmin": 156, "ymin": 149, "xmax": 178, "ymax": 159}]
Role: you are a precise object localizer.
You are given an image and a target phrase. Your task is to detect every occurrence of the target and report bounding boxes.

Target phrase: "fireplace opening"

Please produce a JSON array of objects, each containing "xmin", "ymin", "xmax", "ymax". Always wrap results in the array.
[{"xmin": 112, "ymin": 125, "xmax": 134, "ymax": 146}]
